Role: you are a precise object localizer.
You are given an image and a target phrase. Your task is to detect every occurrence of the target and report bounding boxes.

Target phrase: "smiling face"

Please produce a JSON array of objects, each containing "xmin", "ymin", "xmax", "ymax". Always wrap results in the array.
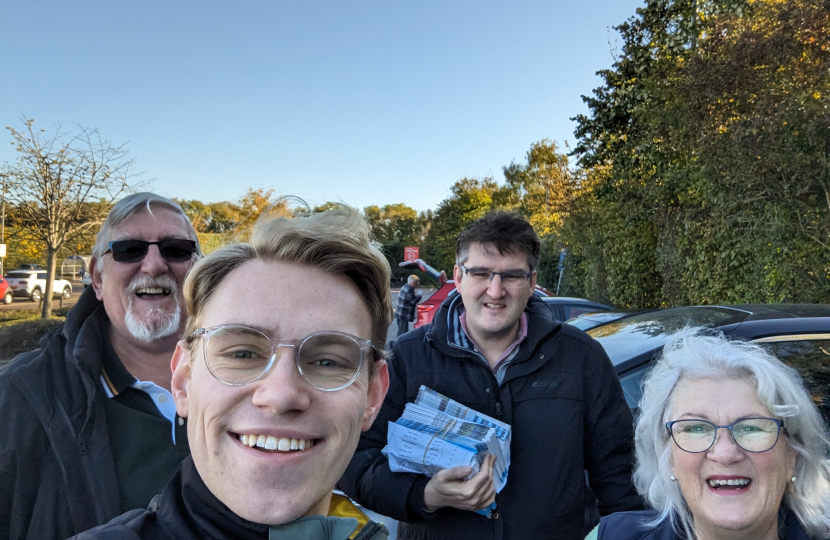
[
  {"xmin": 669, "ymin": 377, "xmax": 796, "ymax": 539},
  {"xmin": 170, "ymin": 259, "xmax": 388, "ymax": 525},
  {"xmin": 453, "ymin": 242, "xmax": 536, "ymax": 344},
  {"xmin": 92, "ymin": 207, "xmax": 195, "ymax": 346}
]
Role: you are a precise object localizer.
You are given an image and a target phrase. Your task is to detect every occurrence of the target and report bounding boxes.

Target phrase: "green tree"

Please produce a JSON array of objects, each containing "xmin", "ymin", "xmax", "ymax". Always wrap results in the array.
[
  {"xmin": 423, "ymin": 177, "xmax": 501, "ymax": 274},
  {"xmin": 568, "ymin": 0, "xmax": 829, "ymax": 307},
  {"xmin": 503, "ymin": 140, "xmax": 573, "ymax": 237}
]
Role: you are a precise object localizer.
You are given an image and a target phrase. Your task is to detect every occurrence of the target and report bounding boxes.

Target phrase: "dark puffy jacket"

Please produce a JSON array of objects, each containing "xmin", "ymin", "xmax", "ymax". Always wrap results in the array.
[
  {"xmin": 339, "ymin": 295, "xmax": 642, "ymax": 540},
  {"xmin": 71, "ymin": 457, "xmax": 390, "ymax": 540},
  {"xmin": 0, "ymin": 289, "xmax": 124, "ymax": 540},
  {"xmin": 595, "ymin": 509, "xmax": 812, "ymax": 540}
]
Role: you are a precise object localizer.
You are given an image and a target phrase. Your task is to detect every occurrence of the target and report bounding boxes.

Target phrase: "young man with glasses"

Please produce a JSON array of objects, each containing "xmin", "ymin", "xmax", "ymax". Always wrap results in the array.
[
  {"xmin": 340, "ymin": 212, "xmax": 642, "ymax": 540},
  {"xmin": 72, "ymin": 205, "xmax": 391, "ymax": 540},
  {"xmin": 0, "ymin": 193, "xmax": 200, "ymax": 540}
]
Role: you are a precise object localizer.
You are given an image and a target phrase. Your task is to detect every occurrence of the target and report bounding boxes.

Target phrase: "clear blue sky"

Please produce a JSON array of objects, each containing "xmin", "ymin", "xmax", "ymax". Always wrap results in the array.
[{"xmin": 1, "ymin": 0, "xmax": 642, "ymax": 213}]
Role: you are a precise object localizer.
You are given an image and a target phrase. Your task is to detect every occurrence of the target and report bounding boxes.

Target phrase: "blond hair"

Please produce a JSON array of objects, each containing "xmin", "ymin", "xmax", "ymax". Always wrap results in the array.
[{"xmin": 183, "ymin": 204, "xmax": 393, "ymax": 373}]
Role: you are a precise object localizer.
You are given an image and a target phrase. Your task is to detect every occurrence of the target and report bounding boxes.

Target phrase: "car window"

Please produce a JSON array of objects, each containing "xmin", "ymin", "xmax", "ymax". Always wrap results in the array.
[
  {"xmin": 618, "ymin": 365, "xmax": 650, "ymax": 414},
  {"xmin": 563, "ymin": 305, "xmax": 607, "ymax": 320},
  {"xmin": 7, "ymin": 272, "xmax": 32, "ymax": 279},
  {"xmin": 758, "ymin": 338, "xmax": 830, "ymax": 424},
  {"xmin": 37, "ymin": 273, "xmax": 47, "ymax": 280},
  {"xmin": 615, "ymin": 337, "xmax": 830, "ymax": 424}
]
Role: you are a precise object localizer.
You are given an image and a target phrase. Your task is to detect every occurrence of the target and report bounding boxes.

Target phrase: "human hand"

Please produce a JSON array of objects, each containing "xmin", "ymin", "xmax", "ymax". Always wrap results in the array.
[{"xmin": 423, "ymin": 454, "xmax": 496, "ymax": 512}]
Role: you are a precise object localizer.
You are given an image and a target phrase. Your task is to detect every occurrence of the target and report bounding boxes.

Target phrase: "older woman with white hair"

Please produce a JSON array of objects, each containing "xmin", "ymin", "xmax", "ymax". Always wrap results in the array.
[{"xmin": 588, "ymin": 332, "xmax": 829, "ymax": 540}]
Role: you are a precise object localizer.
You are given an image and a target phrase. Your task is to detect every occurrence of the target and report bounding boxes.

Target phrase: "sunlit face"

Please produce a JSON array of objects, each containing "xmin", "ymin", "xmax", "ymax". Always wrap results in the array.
[
  {"xmin": 453, "ymin": 242, "xmax": 536, "ymax": 343},
  {"xmin": 669, "ymin": 378, "xmax": 796, "ymax": 539},
  {"xmin": 171, "ymin": 259, "xmax": 388, "ymax": 525},
  {"xmin": 92, "ymin": 207, "xmax": 195, "ymax": 345}
]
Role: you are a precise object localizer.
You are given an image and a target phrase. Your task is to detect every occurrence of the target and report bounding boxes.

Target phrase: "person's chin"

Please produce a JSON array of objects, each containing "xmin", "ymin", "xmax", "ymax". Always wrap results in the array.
[{"xmin": 230, "ymin": 489, "xmax": 329, "ymax": 525}]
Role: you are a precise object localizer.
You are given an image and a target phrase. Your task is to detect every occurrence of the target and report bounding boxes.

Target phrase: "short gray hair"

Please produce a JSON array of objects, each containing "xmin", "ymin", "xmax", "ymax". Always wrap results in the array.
[
  {"xmin": 634, "ymin": 332, "xmax": 830, "ymax": 540},
  {"xmin": 92, "ymin": 192, "xmax": 200, "ymax": 261}
]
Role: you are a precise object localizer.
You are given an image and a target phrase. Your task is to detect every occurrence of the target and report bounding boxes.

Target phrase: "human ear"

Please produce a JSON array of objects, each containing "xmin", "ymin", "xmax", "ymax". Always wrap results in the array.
[
  {"xmin": 527, "ymin": 270, "xmax": 537, "ymax": 299},
  {"xmin": 361, "ymin": 360, "xmax": 390, "ymax": 432},
  {"xmin": 90, "ymin": 258, "xmax": 105, "ymax": 301},
  {"xmin": 453, "ymin": 265, "xmax": 463, "ymax": 292},
  {"xmin": 170, "ymin": 341, "xmax": 192, "ymax": 418}
]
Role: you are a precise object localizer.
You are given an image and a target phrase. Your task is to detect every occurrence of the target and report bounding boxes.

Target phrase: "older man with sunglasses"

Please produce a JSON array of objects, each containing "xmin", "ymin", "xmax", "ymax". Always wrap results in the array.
[{"xmin": 0, "ymin": 193, "xmax": 200, "ymax": 540}]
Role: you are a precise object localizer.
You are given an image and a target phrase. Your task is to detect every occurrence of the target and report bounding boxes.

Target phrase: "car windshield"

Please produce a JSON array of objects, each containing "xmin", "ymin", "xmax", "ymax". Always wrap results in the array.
[
  {"xmin": 6, "ymin": 272, "xmax": 32, "ymax": 278},
  {"xmin": 587, "ymin": 306, "xmax": 750, "ymax": 365}
]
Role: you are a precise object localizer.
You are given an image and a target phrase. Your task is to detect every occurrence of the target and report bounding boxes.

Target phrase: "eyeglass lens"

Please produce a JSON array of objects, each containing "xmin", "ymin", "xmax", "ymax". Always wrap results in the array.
[
  {"xmin": 204, "ymin": 326, "xmax": 363, "ymax": 390},
  {"xmin": 463, "ymin": 267, "xmax": 530, "ymax": 289},
  {"xmin": 669, "ymin": 418, "xmax": 781, "ymax": 453},
  {"xmin": 109, "ymin": 239, "xmax": 197, "ymax": 263}
]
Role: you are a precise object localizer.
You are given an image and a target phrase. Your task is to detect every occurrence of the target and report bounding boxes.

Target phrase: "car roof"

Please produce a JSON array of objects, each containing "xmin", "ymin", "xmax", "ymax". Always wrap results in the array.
[
  {"xmin": 542, "ymin": 297, "xmax": 612, "ymax": 307},
  {"xmin": 588, "ymin": 304, "xmax": 830, "ymax": 367}
]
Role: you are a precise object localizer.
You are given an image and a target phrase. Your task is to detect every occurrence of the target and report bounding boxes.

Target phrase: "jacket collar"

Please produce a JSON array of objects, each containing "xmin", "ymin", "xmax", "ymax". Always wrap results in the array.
[{"xmin": 159, "ymin": 457, "xmax": 383, "ymax": 540}]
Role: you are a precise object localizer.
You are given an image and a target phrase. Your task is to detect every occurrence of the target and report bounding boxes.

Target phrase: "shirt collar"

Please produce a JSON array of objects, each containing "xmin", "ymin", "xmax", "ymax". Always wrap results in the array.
[{"xmin": 458, "ymin": 311, "xmax": 528, "ymax": 371}]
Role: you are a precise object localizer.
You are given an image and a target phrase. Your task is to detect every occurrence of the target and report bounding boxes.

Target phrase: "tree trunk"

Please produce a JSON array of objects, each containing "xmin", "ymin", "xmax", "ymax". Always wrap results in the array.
[{"xmin": 41, "ymin": 247, "xmax": 57, "ymax": 319}]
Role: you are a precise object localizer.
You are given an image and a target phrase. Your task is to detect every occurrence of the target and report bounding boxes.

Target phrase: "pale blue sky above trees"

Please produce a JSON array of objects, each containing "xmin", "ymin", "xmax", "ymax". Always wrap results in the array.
[{"xmin": 1, "ymin": 0, "xmax": 642, "ymax": 212}]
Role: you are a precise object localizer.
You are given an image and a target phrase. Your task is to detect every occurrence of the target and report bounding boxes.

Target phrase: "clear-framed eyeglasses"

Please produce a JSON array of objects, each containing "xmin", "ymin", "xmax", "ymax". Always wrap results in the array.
[
  {"xmin": 459, "ymin": 264, "xmax": 533, "ymax": 289},
  {"xmin": 187, "ymin": 324, "xmax": 380, "ymax": 391},
  {"xmin": 666, "ymin": 418, "xmax": 786, "ymax": 453}
]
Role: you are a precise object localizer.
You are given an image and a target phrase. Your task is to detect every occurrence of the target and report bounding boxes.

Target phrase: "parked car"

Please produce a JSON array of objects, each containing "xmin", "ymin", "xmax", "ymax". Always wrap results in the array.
[
  {"xmin": 5, "ymin": 271, "xmax": 73, "ymax": 302},
  {"xmin": 565, "ymin": 310, "xmax": 637, "ymax": 331},
  {"xmin": 541, "ymin": 297, "xmax": 613, "ymax": 322},
  {"xmin": 82, "ymin": 272, "xmax": 92, "ymax": 288},
  {"xmin": 0, "ymin": 276, "xmax": 11, "ymax": 304},
  {"xmin": 15, "ymin": 263, "xmax": 45, "ymax": 271},
  {"xmin": 587, "ymin": 304, "xmax": 830, "ymax": 422}
]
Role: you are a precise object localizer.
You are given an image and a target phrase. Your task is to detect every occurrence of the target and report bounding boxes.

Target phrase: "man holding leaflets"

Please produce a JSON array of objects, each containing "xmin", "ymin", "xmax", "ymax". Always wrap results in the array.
[{"xmin": 339, "ymin": 212, "xmax": 641, "ymax": 540}]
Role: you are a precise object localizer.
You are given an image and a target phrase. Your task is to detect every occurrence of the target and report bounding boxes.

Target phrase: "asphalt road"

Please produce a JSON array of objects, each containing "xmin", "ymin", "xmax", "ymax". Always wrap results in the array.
[{"xmin": 0, "ymin": 282, "xmax": 85, "ymax": 311}]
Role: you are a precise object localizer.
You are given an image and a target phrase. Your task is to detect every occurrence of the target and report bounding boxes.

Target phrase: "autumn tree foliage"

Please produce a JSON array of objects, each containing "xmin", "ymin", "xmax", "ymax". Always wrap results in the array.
[{"xmin": 4, "ymin": 119, "xmax": 137, "ymax": 318}]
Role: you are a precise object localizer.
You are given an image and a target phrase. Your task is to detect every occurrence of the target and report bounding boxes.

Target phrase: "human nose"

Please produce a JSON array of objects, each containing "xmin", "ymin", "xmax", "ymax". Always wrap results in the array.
[
  {"xmin": 250, "ymin": 346, "xmax": 312, "ymax": 413},
  {"xmin": 485, "ymin": 273, "xmax": 506, "ymax": 298},
  {"xmin": 140, "ymin": 244, "xmax": 169, "ymax": 275},
  {"xmin": 706, "ymin": 427, "xmax": 745, "ymax": 463}
]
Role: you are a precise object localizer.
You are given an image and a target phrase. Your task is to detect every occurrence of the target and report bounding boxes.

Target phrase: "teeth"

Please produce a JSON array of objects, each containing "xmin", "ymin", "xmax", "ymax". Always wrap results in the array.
[
  {"xmin": 238, "ymin": 434, "xmax": 315, "ymax": 453},
  {"xmin": 137, "ymin": 287, "xmax": 165, "ymax": 295},
  {"xmin": 708, "ymin": 478, "xmax": 750, "ymax": 487}
]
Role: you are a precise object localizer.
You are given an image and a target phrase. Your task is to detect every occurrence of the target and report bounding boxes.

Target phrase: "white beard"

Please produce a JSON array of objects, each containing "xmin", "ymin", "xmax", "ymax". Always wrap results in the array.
[{"xmin": 123, "ymin": 275, "xmax": 182, "ymax": 342}]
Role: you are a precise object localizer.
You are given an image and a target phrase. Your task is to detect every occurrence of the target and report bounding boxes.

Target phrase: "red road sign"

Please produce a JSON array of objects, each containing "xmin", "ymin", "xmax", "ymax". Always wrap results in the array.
[{"xmin": 404, "ymin": 247, "xmax": 419, "ymax": 261}]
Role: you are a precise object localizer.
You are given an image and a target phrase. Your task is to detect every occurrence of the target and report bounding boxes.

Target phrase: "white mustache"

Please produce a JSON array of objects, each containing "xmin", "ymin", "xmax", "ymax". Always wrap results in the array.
[{"xmin": 127, "ymin": 275, "xmax": 178, "ymax": 295}]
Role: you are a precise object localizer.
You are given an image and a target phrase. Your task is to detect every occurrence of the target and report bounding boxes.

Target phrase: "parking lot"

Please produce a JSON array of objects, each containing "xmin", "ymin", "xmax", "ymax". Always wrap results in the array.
[{"xmin": 0, "ymin": 282, "xmax": 85, "ymax": 311}]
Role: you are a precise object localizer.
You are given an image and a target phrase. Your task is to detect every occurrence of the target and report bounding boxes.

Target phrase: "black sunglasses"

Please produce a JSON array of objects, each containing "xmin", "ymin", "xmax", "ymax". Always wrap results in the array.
[{"xmin": 105, "ymin": 239, "xmax": 198, "ymax": 263}]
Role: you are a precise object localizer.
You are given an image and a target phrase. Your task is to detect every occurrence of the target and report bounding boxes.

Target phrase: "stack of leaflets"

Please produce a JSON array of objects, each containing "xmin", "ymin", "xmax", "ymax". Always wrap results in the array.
[{"xmin": 382, "ymin": 386, "xmax": 511, "ymax": 516}]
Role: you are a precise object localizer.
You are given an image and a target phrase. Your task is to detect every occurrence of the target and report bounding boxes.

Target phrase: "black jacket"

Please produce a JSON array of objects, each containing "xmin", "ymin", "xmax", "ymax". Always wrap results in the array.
[
  {"xmin": 1, "ymin": 289, "xmax": 128, "ymax": 540},
  {"xmin": 339, "ymin": 295, "xmax": 642, "ymax": 540},
  {"xmin": 594, "ymin": 509, "xmax": 813, "ymax": 540},
  {"xmin": 71, "ymin": 457, "xmax": 390, "ymax": 540}
]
